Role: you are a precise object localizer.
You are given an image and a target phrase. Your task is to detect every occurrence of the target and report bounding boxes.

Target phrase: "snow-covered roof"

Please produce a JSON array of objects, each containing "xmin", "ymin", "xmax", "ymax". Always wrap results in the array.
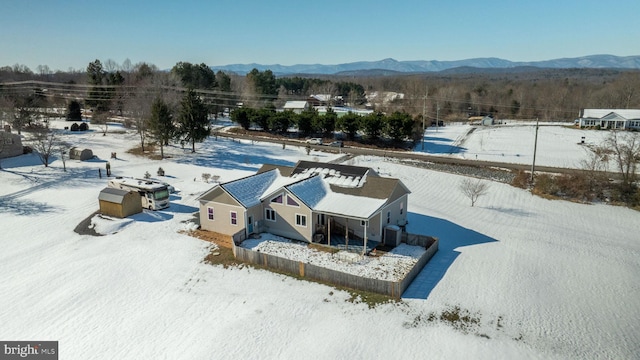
[
  {"xmin": 99, "ymin": 187, "xmax": 130, "ymax": 203},
  {"xmin": 287, "ymin": 175, "xmax": 386, "ymax": 219},
  {"xmin": 219, "ymin": 169, "xmax": 309, "ymax": 208},
  {"xmin": 309, "ymin": 94, "xmax": 331, "ymax": 102},
  {"xmin": 582, "ymin": 109, "xmax": 640, "ymax": 119},
  {"xmin": 291, "ymin": 160, "xmax": 371, "ymax": 188},
  {"xmin": 283, "ymin": 101, "xmax": 308, "ymax": 109},
  {"xmin": 213, "ymin": 161, "xmax": 404, "ymax": 218},
  {"xmin": 221, "ymin": 170, "xmax": 280, "ymax": 208}
]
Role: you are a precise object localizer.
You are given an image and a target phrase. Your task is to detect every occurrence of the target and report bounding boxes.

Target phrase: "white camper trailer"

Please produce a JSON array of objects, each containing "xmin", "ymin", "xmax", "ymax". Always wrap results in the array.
[{"xmin": 107, "ymin": 177, "xmax": 170, "ymax": 210}]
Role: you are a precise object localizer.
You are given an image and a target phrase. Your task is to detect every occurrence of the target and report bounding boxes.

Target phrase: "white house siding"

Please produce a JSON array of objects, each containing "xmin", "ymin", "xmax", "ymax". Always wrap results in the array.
[
  {"xmin": 579, "ymin": 109, "xmax": 640, "ymax": 130},
  {"xmin": 200, "ymin": 201, "xmax": 245, "ymax": 235},
  {"xmin": 368, "ymin": 212, "xmax": 382, "ymax": 242},
  {"xmin": 380, "ymin": 194, "xmax": 409, "ymax": 233},
  {"xmin": 263, "ymin": 192, "xmax": 313, "ymax": 242},
  {"xmin": 244, "ymin": 206, "xmax": 263, "ymax": 237}
]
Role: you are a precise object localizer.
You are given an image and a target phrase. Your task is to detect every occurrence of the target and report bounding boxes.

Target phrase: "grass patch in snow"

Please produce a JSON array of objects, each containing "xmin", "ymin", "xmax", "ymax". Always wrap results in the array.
[
  {"xmin": 126, "ymin": 144, "xmax": 162, "ymax": 160},
  {"xmin": 203, "ymin": 245, "xmax": 240, "ymax": 268},
  {"xmin": 307, "ymin": 243, "xmax": 340, "ymax": 254}
]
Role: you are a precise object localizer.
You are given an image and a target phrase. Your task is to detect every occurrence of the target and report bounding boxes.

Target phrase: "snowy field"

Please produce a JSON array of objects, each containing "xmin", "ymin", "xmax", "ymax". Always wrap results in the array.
[
  {"xmin": 0, "ymin": 120, "xmax": 639, "ymax": 359},
  {"xmin": 416, "ymin": 122, "xmax": 612, "ymax": 169}
]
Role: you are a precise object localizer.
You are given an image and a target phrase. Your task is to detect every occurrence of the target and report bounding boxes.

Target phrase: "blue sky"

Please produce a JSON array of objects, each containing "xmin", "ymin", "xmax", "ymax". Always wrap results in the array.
[{"xmin": 1, "ymin": 0, "xmax": 639, "ymax": 72}]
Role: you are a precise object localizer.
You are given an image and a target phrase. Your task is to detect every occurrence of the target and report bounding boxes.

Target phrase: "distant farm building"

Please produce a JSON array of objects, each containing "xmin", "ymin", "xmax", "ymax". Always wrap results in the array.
[
  {"xmin": 469, "ymin": 115, "xmax": 495, "ymax": 126},
  {"xmin": 98, "ymin": 188, "xmax": 142, "ymax": 218},
  {"xmin": 0, "ymin": 130, "xmax": 23, "ymax": 159},
  {"xmin": 69, "ymin": 147, "xmax": 93, "ymax": 160},
  {"xmin": 282, "ymin": 101, "xmax": 310, "ymax": 114}
]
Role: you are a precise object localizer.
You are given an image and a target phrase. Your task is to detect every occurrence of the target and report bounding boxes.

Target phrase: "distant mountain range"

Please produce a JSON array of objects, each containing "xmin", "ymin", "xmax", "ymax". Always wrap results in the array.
[{"xmin": 211, "ymin": 55, "xmax": 640, "ymax": 75}]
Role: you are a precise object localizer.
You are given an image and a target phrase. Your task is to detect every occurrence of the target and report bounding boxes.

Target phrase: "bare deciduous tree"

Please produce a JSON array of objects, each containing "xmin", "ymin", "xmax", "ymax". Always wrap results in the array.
[
  {"xmin": 588, "ymin": 131, "xmax": 640, "ymax": 186},
  {"xmin": 32, "ymin": 129, "xmax": 58, "ymax": 167},
  {"xmin": 459, "ymin": 178, "xmax": 490, "ymax": 207},
  {"xmin": 57, "ymin": 140, "xmax": 70, "ymax": 172},
  {"xmin": 91, "ymin": 111, "xmax": 109, "ymax": 136}
]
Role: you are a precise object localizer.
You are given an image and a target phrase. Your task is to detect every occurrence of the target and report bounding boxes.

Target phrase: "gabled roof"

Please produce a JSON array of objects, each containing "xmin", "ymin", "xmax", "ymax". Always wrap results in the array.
[
  {"xmin": 582, "ymin": 109, "xmax": 640, "ymax": 120},
  {"xmin": 200, "ymin": 168, "xmax": 304, "ymax": 208},
  {"xmin": 291, "ymin": 160, "xmax": 376, "ymax": 188},
  {"xmin": 309, "ymin": 94, "xmax": 331, "ymax": 102},
  {"xmin": 283, "ymin": 101, "xmax": 308, "ymax": 109},
  {"xmin": 215, "ymin": 169, "xmax": 280, "ymax": 208},
  {"xmin": 99, "ymin": 187, "xmax": 131, "ymax": 204},
  {"xmin": 202, "ymin": 161, "xmax": 410, "ymax": 219},
  {"xmin": 286, "ymin": 175, "xmax": 387, "ymax": 219},
  {"xmin": 257, "ymin": 163, "xmax": 295, "ymax": 177}
]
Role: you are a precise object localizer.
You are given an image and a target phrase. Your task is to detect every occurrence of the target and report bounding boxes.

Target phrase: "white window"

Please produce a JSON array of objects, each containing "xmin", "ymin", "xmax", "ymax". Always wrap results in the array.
[
  {"xmin": 230, "ymin": 211, "xmax": 237, "ymax": 225},
  {"xmin": 400, "ymin": 202, "xmax": 404, "ymax": 215},
  {"xmin": 207, "ymin": 207, "xmax": 214, "ymax": 220},
  {"xmin": 265, "ymin": 208, "xmax": 276, "ymax": 222},
  {"xmin": 295, "ymin": 214, "xmax": 307, "ymax": 227}
]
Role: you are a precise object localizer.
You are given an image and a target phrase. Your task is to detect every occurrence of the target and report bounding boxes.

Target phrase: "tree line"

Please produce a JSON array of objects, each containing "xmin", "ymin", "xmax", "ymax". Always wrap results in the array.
[
  {"xmin": 3, "ymin": 60, "xmax": 639, "ymax": 124},
  {"xmin": 230, "ymin": 107, "xmax": 417, "ymax": 144}
]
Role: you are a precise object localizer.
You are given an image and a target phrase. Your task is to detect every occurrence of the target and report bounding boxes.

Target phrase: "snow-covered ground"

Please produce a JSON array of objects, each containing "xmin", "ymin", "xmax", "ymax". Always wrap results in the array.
[
  {"xmin": 416, "ymin": 122, "xmax": 612, "ymax": 169},
  {"xmin": 241, "ymin": 234, "xmax": 426, "ymax": 281},
  {"xmin": 0, "ymin": 120, "xmax": 638, "ymax": 359}
]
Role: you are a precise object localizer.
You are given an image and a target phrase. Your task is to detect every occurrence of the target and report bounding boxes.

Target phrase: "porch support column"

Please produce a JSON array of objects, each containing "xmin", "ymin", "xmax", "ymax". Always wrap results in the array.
[
  {"xmin": 327, "ymin": 215, "xmax": 331, "ymax": 247},
  {"xmin": 362, "ymin": 220, "xmax": 368, "ymax": 256},
  {"xmin": 345, "ymin": 219, "xmax": 349, "ymax": 251}
]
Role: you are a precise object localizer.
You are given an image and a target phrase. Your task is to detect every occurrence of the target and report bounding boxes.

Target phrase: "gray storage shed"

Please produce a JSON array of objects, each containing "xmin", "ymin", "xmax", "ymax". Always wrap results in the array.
[{"xmin": 70, "ymin": 147, "xmax": 93, "ymax": 160}]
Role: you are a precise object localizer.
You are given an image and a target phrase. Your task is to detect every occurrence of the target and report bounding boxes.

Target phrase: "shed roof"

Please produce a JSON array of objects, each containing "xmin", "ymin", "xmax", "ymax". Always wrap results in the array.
[{"xmin": 99, "ymin": 187, "xmax": 130, "ymax": 204}]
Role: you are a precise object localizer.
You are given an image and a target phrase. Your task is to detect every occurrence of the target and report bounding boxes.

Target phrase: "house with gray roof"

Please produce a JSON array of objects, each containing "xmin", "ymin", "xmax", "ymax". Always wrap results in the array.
[
  {"xmin": 197, "ymin": 161, "xmax": 410, "ymax": 246},
  {"xmin": 578, "ymin": 109, "xmax": 640, "ymax": 130}
]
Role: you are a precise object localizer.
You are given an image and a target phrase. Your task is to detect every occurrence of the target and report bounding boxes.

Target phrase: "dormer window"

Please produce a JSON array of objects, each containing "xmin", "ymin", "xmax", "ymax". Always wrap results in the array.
[
  {"xmin": 286, "ymin": 195, "xmax": 299, "ymax": 207},
  {"xmin": 271, "ymin": 194, "xmax": 283, "ymax": 204}
]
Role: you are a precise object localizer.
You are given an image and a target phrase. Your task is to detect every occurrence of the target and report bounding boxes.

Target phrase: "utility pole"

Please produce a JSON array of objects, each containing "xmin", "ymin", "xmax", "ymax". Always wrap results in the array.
[
  {"xmin": 421, "ymin": 85, "xmax": 427, "ymax": 150},
  {"xmin": 436, "ymin": 102, "xmax": 440, "ymax": 133},
  {"xmin": 530, "ymin": 118, "xmax": 539, "ymax": 184}
]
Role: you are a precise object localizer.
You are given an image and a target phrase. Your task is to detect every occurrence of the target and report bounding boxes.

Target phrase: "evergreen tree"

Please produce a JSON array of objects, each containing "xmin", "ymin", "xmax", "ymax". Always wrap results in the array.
[
  {"xmin": 176, "ymin": 89, "xmax": 209, "ymax": 153},
  {"xmin": 296, "ymin": 109, "xmax": 317, "ymax": 136},
  {"xmin": 148, "ymin": 97, "xmax": 175, "ymax": 158},
  {"xmin": 362, "ymin": 111, "xmax": 385, "ymax": 141},
  {"xmin": 337, "ymin": 112, "xmax": 362, "ymax": 140},
  {"xmin": 66, "ymin": 100, "xmax": 82, "ymax": 121},
  {"xmin": 318, "ymin": 107, "xmax": 337, "ymax": 138},
  {"xmin": 230, "ymin": 108, "xmax": 252, "ymax": 130}
]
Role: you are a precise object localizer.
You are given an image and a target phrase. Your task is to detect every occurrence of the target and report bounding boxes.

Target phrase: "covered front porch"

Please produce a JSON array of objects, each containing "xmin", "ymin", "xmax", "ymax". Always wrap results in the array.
[
  {"xmin": 314, "ymin": 233, "xmax": 379, "ymax": 253},
  {"xmin": 312, "ymin": 212, "xmax": 381, "ymax": 254}
]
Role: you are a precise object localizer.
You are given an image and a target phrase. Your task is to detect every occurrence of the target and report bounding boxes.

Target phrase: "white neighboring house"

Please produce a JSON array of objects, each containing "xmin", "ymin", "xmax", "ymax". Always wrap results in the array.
[
  {"xmin": 578, "ymin": 109, "xmax": 640, "ymax": 130},
  {"xmin": 282, "ymin": 101, "xmax": 310, "ymax": 114}
]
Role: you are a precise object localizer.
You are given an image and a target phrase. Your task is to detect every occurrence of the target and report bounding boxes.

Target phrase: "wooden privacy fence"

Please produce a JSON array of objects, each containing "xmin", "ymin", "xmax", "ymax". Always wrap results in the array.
[
  {"xmin": 402, "ymin": 232, "xmax": 436, "ymax": 248},
  {"xmin": 233, "ymin": 238, "xmax": 439, "ymax": 298}
]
